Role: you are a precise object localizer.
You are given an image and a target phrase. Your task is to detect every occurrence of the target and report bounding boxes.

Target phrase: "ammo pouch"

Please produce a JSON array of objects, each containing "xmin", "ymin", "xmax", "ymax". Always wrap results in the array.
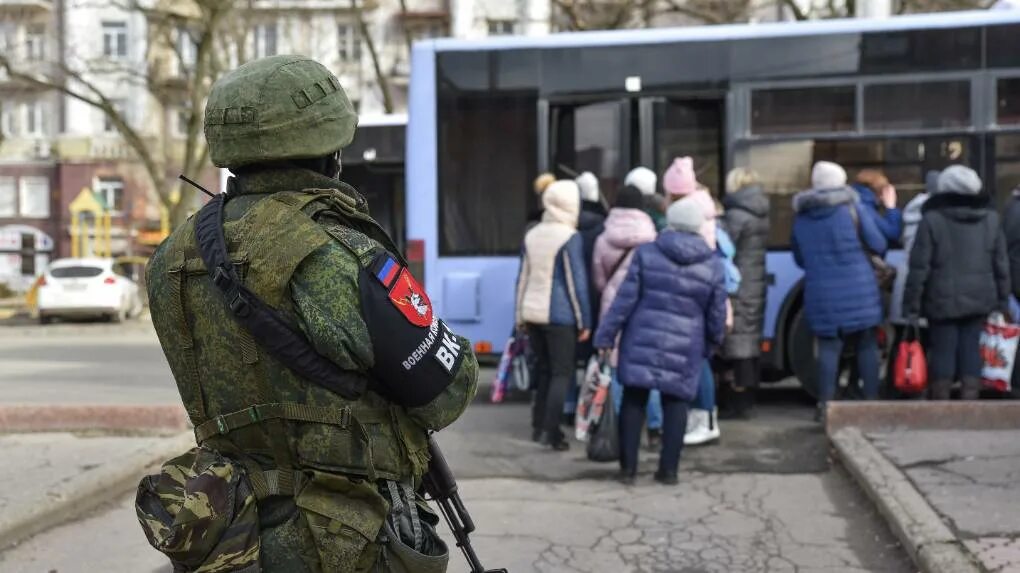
[
  {"xmin": 374, "ymin": 500, "xmax": 449, "ymax": 573},
  {"xmin": 135, "ymin": 447, "xmax": 261, "ymax": 573}
]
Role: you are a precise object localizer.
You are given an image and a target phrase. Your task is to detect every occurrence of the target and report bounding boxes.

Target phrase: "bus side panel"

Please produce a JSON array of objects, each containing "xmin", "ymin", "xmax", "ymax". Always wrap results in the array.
[
  {"xmin": 430, "ymin": 257, "xmax": 520, "ymax": 352},
  {"xmin": 763, "ymin": 251, "xmax": 803, "ymax": 372},
  {"xmin": 406, "ymin": 44, "xmax": 439, "ymax": 291}
]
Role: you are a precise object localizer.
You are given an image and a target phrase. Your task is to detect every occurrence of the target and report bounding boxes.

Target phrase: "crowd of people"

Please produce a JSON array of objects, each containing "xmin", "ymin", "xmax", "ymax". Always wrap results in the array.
[{"xmin": 514, "ymin": 155, "xmax": 1018, "ymax": 485}]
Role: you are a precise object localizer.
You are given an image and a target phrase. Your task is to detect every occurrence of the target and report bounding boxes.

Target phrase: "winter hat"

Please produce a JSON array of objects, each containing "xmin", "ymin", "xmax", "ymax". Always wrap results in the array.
[
  {"xmin": 576, "ymin": 171, "xmax": 600, "ymax": 203},
  {"xmin": 924, "ymin": 170, "xmax": 941, "ymax": 195},
  {"xmin": 533, "ymin": 172, "xmax": 555, "ymax": 195},
  {"xmin": 663, "ymin": 157, "xmax": 697, "ymax": 197},
  {"xmin": 666, "ymin": 195, "xmax": 704, "ymax": 234},
  {"xmin": 811, "ymin": 161, "xmax": 847, "ymax": 190},
  {"xmin": 624, "ymin": 166, "xmax": 657, "ymax": 197},
  {"xmin": 542, "ymin": 180, "xmax": 581, "ymax": 226},
  {"xmin": 937, "ymin": 165, "xmax": 982, "ymax": 195},
  {"xmin": 614, "ymin": 184, "xmax": 644, "ymax": 209}
]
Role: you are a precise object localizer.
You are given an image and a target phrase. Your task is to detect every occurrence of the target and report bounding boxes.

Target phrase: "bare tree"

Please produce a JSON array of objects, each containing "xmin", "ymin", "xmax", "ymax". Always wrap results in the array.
[
  {"xmin": 779, "ymin": 0, "xmax": 994, "ymax": 19},
  {"xmin": 351, "ymin": 0, "xmax": 395, "ymax": 113},
  {"xmin": 551, "ymin": 0, "xmax": 756, "ymax": 30},
  {"xmin": 0, "ymin": 0, "xmax": 241, "ymax": 227}
]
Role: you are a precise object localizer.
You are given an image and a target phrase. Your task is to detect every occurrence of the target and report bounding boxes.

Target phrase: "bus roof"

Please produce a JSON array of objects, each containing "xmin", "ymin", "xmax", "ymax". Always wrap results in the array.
[{"xmin": 427, "ymin": 9, "xmax": 1020, "ymax": 53}]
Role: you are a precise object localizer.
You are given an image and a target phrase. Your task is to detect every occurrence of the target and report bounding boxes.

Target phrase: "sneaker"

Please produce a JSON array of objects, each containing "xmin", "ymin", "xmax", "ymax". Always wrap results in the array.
[
  {"xmin": 539, "ymin": 432, "xmax": 570, "ymax": 451},
  {"xmin": 684, "ymin": 408, "xmax": 720, "ymax": 446}
]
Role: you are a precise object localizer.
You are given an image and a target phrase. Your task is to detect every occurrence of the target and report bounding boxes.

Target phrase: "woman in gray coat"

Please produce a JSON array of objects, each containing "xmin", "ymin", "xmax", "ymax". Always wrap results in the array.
[{"xmin": 721, "ymin": 168, "xmax": 770, "ymax": 418}]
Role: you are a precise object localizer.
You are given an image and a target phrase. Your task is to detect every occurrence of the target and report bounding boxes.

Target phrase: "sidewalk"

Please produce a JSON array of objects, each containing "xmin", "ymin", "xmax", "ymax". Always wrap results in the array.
[{"xmin": 829, "ymin": 402, "xmax": 1020, "ymax": 573}]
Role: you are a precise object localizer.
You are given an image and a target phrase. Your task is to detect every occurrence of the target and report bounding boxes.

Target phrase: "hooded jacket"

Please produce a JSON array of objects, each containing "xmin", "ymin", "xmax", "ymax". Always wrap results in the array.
[
  {"xmin": 594, "ymin": 231, "xmax": 727, "ymax": 400},
  {"xmin": 791, "ymin": 186, "xmax": 887, "ymax": 337},
  {"xmin": 888, "ymin": 173, "xmax": 936, "ymax": 324},
  {"xmin": 904, "ymin": 193, "xmax": 1010, "ymax": 321},
  {"xmin": 722, "ymin": 185, "xmax": 770, "ymax": 358},
  {"xmin": 851, "ymin": 183, "xmax": 903, "ymax": 242},
  {"xmin": 516, "ymin": 181, "xmax": 592, "ymax": 329}
]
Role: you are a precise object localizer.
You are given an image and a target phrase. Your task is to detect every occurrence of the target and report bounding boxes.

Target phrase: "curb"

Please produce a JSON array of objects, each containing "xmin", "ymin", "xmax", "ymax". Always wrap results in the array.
[
  {"xmin": 830, "ymin": 428, "xmax": 983, "ymax": 573},
  {"xmin": 827, "ymin": 401, "xmax": 1020, "ymax": 434},
  {"xmin": 0, "ymin": 404, "xmax": 189, "ymax": 433},
  {"xmin": 0, "ymin": 431, "xmax": 195, "ymax": 551}
]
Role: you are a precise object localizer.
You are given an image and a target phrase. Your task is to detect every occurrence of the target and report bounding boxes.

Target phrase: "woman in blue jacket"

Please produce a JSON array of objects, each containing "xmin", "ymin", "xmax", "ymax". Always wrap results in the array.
[
  {"xmin": 792, "ymin": 162, "xmax": 887, "ymax": 422},
  {"xmin": 595, "ymin": 196, "xmax": 727, "ymax": 485}
]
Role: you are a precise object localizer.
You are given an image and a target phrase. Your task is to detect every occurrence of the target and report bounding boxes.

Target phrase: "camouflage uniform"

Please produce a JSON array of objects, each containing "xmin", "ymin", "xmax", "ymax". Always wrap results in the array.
[{"xmin": 138, "ymin": 55, "xmax": 477, "ymax": 573}]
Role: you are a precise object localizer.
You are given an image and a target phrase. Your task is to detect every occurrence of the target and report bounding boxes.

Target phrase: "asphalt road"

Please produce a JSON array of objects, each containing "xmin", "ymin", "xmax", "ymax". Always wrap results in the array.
[{"xmin": 0, "ymin": 321, "xmax": 914, "ymax": 572}]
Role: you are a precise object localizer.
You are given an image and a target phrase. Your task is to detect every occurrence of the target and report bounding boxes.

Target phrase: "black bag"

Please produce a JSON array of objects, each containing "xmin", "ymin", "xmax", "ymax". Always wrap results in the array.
[
  {"xmin": 586, "ymin": 390, "xmax": 619, "ymax": 462},
  {"xmin": 849, "ymin": 204, "xmax": 896, "ymax": 292}
]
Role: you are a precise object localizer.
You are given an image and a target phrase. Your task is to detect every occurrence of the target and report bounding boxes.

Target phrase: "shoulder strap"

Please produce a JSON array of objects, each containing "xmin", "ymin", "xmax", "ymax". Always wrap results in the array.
[
  {"xmin": 608, "ymin": 248, "xmax": 634, "ymax": 280},
  {"xmin": 194, "ymin": 193, "xmax": 367, "ymax": 400}
]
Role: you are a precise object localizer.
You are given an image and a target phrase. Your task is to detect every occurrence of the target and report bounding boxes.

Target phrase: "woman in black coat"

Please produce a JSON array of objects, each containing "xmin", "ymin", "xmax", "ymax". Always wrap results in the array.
[
  {"xmin": 904, "ymin": 166, "xmax": 1011, "ymax": 400},
  {"xmin": 721, "ymin": 168, "xmax": 770, "ymax": 418}
]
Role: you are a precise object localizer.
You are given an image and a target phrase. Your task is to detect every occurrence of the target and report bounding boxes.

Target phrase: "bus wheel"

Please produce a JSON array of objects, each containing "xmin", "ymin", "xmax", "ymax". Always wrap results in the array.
[{"xmin": 788, "ymin": 308, "xmax": 819, "ymax": 399}]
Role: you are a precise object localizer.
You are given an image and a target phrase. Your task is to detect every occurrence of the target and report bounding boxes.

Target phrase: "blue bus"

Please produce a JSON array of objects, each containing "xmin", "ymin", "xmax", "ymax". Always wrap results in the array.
[{"xmin": 404, "ymin": 10, "xmax": 1020, "ymax": 394}]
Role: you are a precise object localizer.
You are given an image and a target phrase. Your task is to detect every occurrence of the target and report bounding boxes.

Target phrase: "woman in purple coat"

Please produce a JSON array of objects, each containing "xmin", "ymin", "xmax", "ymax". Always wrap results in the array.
[{"xmin": 594, "ymin": 196, "xmax": 728, "ymax": 485}]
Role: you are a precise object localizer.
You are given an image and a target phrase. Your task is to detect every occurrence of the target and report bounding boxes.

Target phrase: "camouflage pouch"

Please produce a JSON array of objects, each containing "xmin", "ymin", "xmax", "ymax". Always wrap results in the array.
[
  {"xmin": 135, "ymin": 447, "xmax": 261, "ymax": 573},
  {"xmin": 295, "ymin": 471, "xmax": 389, "ymax": 573}
]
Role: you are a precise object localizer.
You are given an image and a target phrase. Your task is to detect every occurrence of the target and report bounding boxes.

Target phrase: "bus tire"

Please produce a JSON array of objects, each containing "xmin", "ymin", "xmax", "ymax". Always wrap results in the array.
[{"xmin": 787, "ymin": 308, "xmax": 819, "ymax": 399}]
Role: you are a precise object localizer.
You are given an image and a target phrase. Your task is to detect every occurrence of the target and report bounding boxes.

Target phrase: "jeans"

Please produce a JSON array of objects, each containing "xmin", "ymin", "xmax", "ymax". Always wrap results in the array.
[
  {"xmin": 619, "ymin": 386, "xmax": 689, "ymax": 476},
  {"xmin": 528, "ymin": 324, "xmax": 577, "ymax": 441},
  {"xmin": 928, "ymin": 316, "xmax": 985, "ymax": 382},
  {"xmin": 610, "ymin": 370, "xmax": 662, "ymax": 430},
  {"xmin": 816, "ymin": 329, "xmax": 880, "ymax": 404},
  {"xmin": 691, "ymin": 362, "xmax": 715, "ymax": 411}
]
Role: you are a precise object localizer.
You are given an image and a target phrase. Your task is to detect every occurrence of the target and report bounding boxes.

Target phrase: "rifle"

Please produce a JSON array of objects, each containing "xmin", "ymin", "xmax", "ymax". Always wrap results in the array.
[{"xmin": 422, "ymin": 436, "xmax": 507, "ymax": 573}]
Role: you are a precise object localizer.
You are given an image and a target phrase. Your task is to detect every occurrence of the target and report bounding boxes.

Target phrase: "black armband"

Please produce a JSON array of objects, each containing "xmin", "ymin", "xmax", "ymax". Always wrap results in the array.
[{"xmin": 359, "ymin": 253, "xmax": 465, "ymax": 407}]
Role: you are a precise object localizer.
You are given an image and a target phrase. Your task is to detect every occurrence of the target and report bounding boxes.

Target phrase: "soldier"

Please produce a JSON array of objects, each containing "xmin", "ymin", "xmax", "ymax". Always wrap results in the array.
[{"xmin": 137, "ymin": 55, "xmax": 478, "ymax": 572}]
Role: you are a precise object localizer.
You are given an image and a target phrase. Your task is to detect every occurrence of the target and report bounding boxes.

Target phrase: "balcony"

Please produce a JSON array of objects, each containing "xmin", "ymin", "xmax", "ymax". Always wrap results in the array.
[
  {"xmin": 0, "ymin": 61, "xmax": 59, "ymax": 90},
  {"xmin": 0, "ymin": 0, "xmax": 54, "ymax": 12}
]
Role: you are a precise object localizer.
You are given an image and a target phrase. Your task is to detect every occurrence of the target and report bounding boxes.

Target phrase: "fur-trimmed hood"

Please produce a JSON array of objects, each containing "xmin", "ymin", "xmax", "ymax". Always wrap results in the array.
[{"xmin": 792, "ymin": 186, "xmax": 857, "ymax": 215}]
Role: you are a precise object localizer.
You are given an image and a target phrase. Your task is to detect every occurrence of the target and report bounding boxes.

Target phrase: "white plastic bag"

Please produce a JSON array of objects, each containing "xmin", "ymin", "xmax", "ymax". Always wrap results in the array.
[
  {"xmin": 980, "ymin": 312, "xmax": 1019, "ymax": 393},
  {"xmin": 574, "ymin": 357, "xmax": 611, "ymax": 441}
]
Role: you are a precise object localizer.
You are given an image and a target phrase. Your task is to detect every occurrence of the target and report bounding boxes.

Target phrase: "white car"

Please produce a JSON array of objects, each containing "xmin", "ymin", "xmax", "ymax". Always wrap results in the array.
[{"xmin": 37, "ymin": 258, "xmax": 144, "ymax": 324}]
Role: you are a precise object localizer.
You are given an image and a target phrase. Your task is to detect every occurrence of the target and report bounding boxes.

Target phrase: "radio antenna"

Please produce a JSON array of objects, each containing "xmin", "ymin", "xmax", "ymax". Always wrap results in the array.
[{"xmin": 178, "ymin": 174, "xmax": 215, "ymax": 198}]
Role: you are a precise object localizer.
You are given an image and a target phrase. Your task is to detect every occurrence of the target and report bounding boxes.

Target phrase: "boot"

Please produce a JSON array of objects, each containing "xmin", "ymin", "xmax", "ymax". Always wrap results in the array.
[
  {"xmin": 961, "ymin": 377, "xmax": 982, "ymax": 401},
  {"xmin": 653, "ymin": 470, "xmax": 679, "ymax": 486},
  {"xmin": 684, "ymin": 409, "xmax": 720, "ymax": 446},
  {"xmin": 720, "ymin": 386, "xmax": 754, "ymax": 420},
  {"xmin": 930, "ymin": 379, "xmax": 952, "ymax": 401}
]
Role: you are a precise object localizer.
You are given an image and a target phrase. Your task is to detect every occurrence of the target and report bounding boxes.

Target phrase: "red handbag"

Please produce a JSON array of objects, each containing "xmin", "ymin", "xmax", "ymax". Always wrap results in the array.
[{"xmin": 894, "ymin": 324, "xmax": 928, "ymax": 394}]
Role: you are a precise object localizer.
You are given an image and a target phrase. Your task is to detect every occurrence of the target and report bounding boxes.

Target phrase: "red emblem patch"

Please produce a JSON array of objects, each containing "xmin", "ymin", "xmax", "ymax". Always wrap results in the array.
[{"xmin": 388, "ymin": 268, "xmax": 433, "ymax": 327}]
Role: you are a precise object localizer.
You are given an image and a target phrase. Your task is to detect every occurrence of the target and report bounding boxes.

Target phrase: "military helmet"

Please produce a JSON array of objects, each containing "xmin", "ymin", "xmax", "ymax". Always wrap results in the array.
[{"xmin": 204, "ymin": 55, "xmax": 359, "ymax": 168}]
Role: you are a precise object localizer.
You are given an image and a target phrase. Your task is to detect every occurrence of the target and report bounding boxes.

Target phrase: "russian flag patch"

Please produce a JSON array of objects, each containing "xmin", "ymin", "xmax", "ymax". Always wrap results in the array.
[{"xmin": 374, "ymin": 256, "xmax": 400, "ymax": 289}]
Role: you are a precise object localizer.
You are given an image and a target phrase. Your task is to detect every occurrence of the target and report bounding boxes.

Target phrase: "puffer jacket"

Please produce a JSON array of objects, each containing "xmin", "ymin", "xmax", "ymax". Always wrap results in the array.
[
  {"xmin": 577, "ymin": 200, "xmax": 607, "ymax": 358},
  {"xmin": 1004, "ymin": 191, "xmax": 1020, "ymax": 300},
  {"xmin": 594, "ymin": 231, "xmax": 727, "ymax": 400},
  {"xmin": 516, "ymin": 182, "xmax": 592, "ymax": 329},
  {"xmin": 592, "ymin": 208, "xmax": 658, "ymax": 318},
  {"xmin": 852, "ymin": 183, "xmax": 903, "ymax": 243},
  {"xmin": 889, "ymin": 184, "xmax": 933, "ymax": 324},
  {"xmin": 791, "ymin": 187, "xmax": 887, "ymax": 338},
  {"xmin": 904, "ymin": 193, "xmax": 1010, "ymax": 321},
  {"xmin": 722, "ymin": 185, "xmax": 769, "ymax": 359}
]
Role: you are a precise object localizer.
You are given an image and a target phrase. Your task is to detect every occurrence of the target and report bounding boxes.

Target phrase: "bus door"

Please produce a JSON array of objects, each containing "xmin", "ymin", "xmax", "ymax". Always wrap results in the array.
[
  {"xmin": 542, "ymin": 99, "xmax": 633, "ymax": 202},
  {"xmin": 640, "ymin": 97, "xmax": 726, "ymax": 197}
]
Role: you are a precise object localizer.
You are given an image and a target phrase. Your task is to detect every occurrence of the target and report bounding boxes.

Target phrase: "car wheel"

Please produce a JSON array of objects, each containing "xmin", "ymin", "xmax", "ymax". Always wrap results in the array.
[{"xmin": 788, "ymin": 308, "xmax": 818, "ymax": 399}]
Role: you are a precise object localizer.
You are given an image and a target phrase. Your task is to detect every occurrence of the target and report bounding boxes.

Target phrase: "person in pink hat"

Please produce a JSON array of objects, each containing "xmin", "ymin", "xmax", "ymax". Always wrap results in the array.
[{"xmin": 663, "ymin": 157, "xmax": 717, "ymax": 249}]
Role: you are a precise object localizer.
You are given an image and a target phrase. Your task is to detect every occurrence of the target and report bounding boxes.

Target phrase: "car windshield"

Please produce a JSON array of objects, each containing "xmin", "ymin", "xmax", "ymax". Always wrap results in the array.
[{"xmin": 50, "ymin": 266, "xmax": 104, "ymax": 279}]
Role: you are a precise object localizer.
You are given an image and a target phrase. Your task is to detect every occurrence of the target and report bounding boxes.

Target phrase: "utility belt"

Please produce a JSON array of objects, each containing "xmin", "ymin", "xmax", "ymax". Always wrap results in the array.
[{"xmin": 136, "ymin": 402, "xmax": 446, "ymax": 573}]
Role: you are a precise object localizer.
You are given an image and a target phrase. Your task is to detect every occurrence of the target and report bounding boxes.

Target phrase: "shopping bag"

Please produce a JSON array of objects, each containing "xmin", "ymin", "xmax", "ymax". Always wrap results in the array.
[
  {"xmin": 893, "ymin": 324, "xmax": 927, "ymax": 394},
  {"xmin": 575, "ymin": 357, "xmax": 611, "ymax": 441},
  {"xmin": 980, "ymin": 313, "xmax": 1020, "ymax": 393},
  {"xmin": 490, "ymin": 337, "xmax": 515, "ymax": 403},
  {"xmin": 510, "ymin": 336, "xmax": 531, "ymax": 392},
  {"xmin": 586, "ymin": 389, "xmax": 619, "ymax": 463}
]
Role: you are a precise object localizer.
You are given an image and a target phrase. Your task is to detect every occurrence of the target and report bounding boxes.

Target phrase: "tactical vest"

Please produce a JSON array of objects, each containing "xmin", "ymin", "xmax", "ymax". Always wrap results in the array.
[{"xmin": 148, "ymin": 189, "xmax": 430, "ymax": 497}]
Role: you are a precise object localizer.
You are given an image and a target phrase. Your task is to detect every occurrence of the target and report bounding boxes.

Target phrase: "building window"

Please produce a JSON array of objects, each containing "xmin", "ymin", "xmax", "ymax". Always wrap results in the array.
[
  {"xmin": 102, "ymin": 21, "xmax": 128, "ymax": 59},
  {"xmin": 173, "ymin": 108, "xmax": 189, "ymax": 137},
  {"xmin": 95, "ymin": 177, "xmax": 125, "ymax": 215},
  {"xmin": 751, "ymin": 86, "xmax": 856, "ymax": 135},
  {"xmin": 0, "ymin": 177, "xmax": 15, "ymax": 217},
  {"xmin": 104, "ymin": 100, "xmax": 127, "ymax": 133},
  {"xmin": 254, "ymin": 23, "xmax": 277, "ymax": 58},
  {"xmin": 413, "ymin": 23, "xmax": 445, "ymax": 41},
  {"xmin": 20, "ymin": 233, "xmax": 35, "ymax": 276},
  {"xmin": 25, "ymin": 25, "xmax": 45, "ymax": 61},
  {"xmin": 337, "ymin": 23, "xmax": 361, "ymax": 63},
  {"xmin": 0, "ymin": 104, "xmax": 15, "ymax": 138},
  {"xmin": 863, "ymin": 81, "xmax": 970, "ymax": 131},
  {"xmin": 174, "ymin": 27, "xmax": 197, "ymax": 75},
  {"xmin": 23, "ymin": 101, "xmax": 43, "ymax": 136},
  {"xmin": 487, "ymin": 20, "xmax": 515, "ymax": 36},
  {"xmin": 998, "ymin": 78, "xmax": 1020, "ymax": 126},
  {"xmin": 18, "ymin": 176, "xmax": 49, "ymax": 218}
]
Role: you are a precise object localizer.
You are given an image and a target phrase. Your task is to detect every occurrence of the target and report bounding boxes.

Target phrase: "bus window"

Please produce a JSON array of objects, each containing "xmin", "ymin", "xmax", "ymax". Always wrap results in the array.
[
  {"xmin": 998, "ymin": 78, "xmax": 1020, "ymax": 126},
  {"xmin": 550, "ymin": 100, "xmax": 627, "ymax": 201},
  {"xmin": 735, "ymin": 140, "xmax": 814, "ymax": 249},
  {"xmin": 653, "ymin": 99, "xmax": 723, "ymax": 196},
  {"xmin": 988, "ymin": 24, "xmax": 1020, "ymax": 69},
  {"xmin": 751, "ymin": 86, "xmax": 855, "ymax": 135},
  {"xmin": 863, "ymin": 81, "xmax": 970, "ymax": 131},
  {"xmin": 996, "ymin": 134, "xmax": 1020, "ymax": 209}
]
